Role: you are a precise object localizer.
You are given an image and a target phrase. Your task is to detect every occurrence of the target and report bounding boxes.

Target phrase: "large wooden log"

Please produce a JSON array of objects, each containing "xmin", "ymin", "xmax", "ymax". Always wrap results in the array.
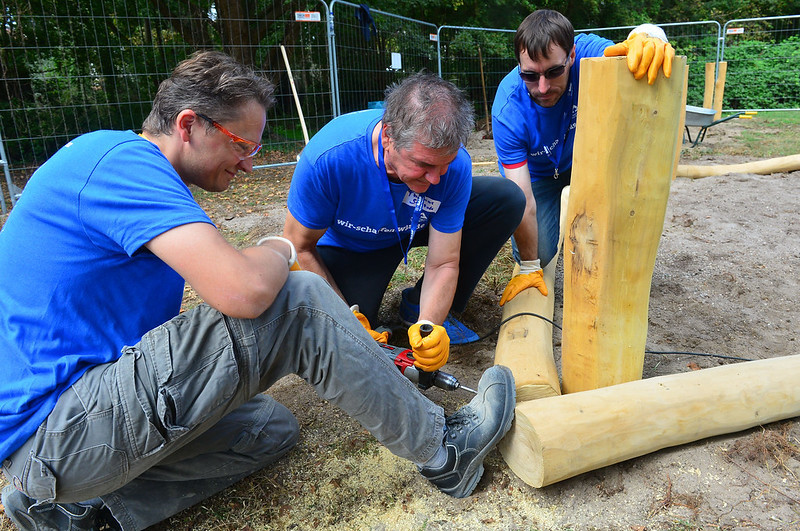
[
  {"xmin": 494, "ymin": 187, "xmax": 570, "ymax": 401},
  {"xmin": 561, "ymin": 56, "xmax": 687, "ymax": 393},
  {"xmin": 499, "ymin": 354, "xmax": 800, "ymax": 488},
  {"xmin": 677, "ymin": 154, "xmax": 800, "ymax": 178}
]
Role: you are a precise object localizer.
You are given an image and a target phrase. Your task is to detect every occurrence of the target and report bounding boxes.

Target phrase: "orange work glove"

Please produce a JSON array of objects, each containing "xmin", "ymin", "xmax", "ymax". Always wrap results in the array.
[
  {"xmin": 604, "ymin": 25, "xmax": 675, "ymax": 85},
  {"xmin": 350, "ymin": 305, "xmax": 389, "ymax": 344},
  {"xmin": 499, "ymin": 259, "xmax": 548, "ymax": 306},
  {"xmin": 407, "ymin": 321, "xmax": 449, "ymax": 372}
]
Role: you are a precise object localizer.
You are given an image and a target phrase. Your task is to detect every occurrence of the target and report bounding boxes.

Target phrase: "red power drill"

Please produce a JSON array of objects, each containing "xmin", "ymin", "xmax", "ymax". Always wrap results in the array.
[{"xmin": 378, "ymin": 323, "xmax": 477, "ymax": 394}]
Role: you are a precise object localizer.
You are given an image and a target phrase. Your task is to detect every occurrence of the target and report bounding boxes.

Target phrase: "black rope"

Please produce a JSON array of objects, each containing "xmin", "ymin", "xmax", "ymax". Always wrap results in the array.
[
  {"xmin": 644, "ymin": 350, "xmax": 752, "ymax": 362},
  {"xmin": 476, "ymin": 311, "xmax": 561, "ymax": 342},
  {"xmin": 479, "ymin": 312, "xmax": 753, "ymax": 362}
]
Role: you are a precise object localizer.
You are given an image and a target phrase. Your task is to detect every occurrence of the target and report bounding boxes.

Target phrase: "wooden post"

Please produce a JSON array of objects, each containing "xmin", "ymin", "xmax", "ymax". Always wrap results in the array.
[
  {"xmin": 280, "ymin": 44, "xmax": 310, "ymax": 145},
  {"xmin": 674, "ymin": 65, "xmax": 689, "ymax": 179},
  {"xmin": 703, "ymin": 62, "xmax": 715, "ymax": 109},
  {"xmin": 712, "ymin": 61, "xmax": 727, "ymax": 121},
  {"xmin": 560, "ymin": 56, "xmax": 686, "ymax": 393},
  {"xmin": 477, "ymin": 46, "xmax": 491, "ymax": 137},
  {"xmin": 494, "ymin": 187, "xmax": 570, "ymax": 401},
  {"xmin": 498, "ymin": 354, "xmax": 800, "ymax": 488}
]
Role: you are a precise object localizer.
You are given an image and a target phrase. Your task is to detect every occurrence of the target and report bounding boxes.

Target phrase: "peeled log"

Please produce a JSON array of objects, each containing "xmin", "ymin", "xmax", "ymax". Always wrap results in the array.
[
  {"xmin": 561, "ymin": 56, "xmax": 687, "ymax": 393},
  {"xmin": 712, "ymin": 62, "xmax": 727, "ymax": 121},
  {"xmin": 499, "ymin": 354, "xmax": 800, "ymax": 488},
  {"xmin": 677, "ymin": 154, "xmax": 800, "ymax": 178},
  {"xmin": 494, "ymin": 187, "xmax": 570, "ymax": 401}
]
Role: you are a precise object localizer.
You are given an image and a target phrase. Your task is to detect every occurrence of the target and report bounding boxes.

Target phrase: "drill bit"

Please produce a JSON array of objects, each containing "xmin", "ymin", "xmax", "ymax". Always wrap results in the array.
[
  {"xmin": 432, "ymin": 370, "xmax": 477, "ymax": 394},
  {"xmin": 458, "ymin": 383, "xmax": 478, "ymax": 394}
]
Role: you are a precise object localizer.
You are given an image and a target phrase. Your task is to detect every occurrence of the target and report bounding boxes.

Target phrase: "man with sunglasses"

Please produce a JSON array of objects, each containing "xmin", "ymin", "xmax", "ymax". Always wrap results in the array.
[
  {"xmin": 492, "ymin": 9, "xmax": 674, "ymax": 304},
  {"xmin": 0, "ymin": 52, "xmax": 517, "ymax": 530}
]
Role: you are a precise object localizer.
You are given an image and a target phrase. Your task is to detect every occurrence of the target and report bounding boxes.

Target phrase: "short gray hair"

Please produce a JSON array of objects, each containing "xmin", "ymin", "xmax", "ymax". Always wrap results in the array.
[
  {"xmin": 382, "ymin": 72, "xmax": 474, "ymax": 154},
  {"xmin": 142, "ymin": 50, "xmax": 275, "ymax": 136}
]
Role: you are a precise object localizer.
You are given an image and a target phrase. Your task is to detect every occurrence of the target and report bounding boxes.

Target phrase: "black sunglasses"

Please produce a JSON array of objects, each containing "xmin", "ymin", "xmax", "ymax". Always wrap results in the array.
[{"xmin": 518, "ymin": 57, "xmax": 569, "ymax": 83}]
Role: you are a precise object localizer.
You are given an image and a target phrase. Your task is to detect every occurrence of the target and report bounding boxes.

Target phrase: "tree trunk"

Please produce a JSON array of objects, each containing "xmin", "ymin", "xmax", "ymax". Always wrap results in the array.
[
  {"xmin": 499, "ymin": 354, "xmax": 800, "ymax": 488},
  {"xmin": 561, "ymin": 56, "xmax": 687, "ymax": 393}
]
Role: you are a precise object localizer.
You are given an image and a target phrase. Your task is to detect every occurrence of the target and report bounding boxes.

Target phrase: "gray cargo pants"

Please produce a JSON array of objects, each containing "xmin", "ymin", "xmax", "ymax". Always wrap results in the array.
[{"xmin": 2, "ymin": 272, "xmax": 445, "ymax": 530}]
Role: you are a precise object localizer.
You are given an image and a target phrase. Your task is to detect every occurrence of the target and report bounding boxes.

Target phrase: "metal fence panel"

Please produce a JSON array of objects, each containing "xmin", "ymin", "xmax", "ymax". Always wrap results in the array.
[
  {"xmin": 722, "ymin": 15, "xmax": 800, "ymax": 111},
  {"xmin": 3, "ymin": 3, "xmax": 798, "ymax": 207},
  {"xmin": 329, "ymin": 0, "xmax": 437, "ymax": 115},
  {"xmin": 578, "ymin": 21, "xmax": 721, "ymax": 108},
  {"xmin": 436, "ymin": 26, "xmax": 515, "ymax": 133},
  {"xmin": 437, "ymin": 21, "xmax": 721, "ymax": 132},
  {"xmin": 0, "ymin": 0, "xmax": 333, "ymax": 185}
]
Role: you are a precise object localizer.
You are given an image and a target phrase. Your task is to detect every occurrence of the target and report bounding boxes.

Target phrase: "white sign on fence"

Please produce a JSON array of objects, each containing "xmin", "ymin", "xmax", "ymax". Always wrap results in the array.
[
  {"xmin": 295, "ymin": 11, "xmax": 321, "ymax": 22},
  {"xmin": 726, "ymin": 27, "xmax": 745, "ymax": 34}
]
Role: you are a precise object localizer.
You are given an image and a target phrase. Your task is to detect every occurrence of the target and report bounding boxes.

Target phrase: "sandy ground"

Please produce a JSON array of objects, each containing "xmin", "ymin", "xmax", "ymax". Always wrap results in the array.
[{"xmin": 1, "ymin": 118, "xmax": 799, "ymax": 530}]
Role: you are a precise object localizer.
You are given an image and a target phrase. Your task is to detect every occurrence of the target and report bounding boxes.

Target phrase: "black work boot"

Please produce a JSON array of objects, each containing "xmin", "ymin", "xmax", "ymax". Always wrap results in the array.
[
  {"xmin": 2, "ymin": 485, "xmax": 104, "ymax": 531},
  {"xmin": 418, "ymin": 364, "xmax": 516, "ymax": 497}
]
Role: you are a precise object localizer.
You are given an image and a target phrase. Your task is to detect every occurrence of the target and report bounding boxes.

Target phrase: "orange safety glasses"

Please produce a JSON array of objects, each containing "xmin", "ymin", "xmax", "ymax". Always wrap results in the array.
[{"xmin": 195, "ymin": 112, "xmax": 262, "ymax": 159}]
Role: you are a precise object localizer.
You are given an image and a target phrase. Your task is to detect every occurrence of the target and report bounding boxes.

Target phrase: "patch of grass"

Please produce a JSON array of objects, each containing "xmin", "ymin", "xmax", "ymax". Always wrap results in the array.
[
  {"xmin": 680, "ymin": 110, "xmax": 800, "ymax": 160},
  {"xmin": 726, "ymin": 110, "xmax": 800, "ymax": 158},
  {"xmin": 386, "ymin": 246, "xmax": 426, "ymax": 290},
  {"xmin": 482, "ymin": 241, "xmax": 516, "ymax": 292}
]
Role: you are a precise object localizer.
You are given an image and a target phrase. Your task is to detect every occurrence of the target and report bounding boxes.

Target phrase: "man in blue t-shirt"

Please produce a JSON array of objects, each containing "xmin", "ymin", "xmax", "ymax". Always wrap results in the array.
[
  {"xmin": 492, "ymin": 9, "xmax": 675, "ymax": 305},
  {"xmin": 0, "ymin": 53, "xmax": 517, "ymax": 530},
  {"xmin": 283, "ymin": 73, "xmax": 525, "ymax": 366}
]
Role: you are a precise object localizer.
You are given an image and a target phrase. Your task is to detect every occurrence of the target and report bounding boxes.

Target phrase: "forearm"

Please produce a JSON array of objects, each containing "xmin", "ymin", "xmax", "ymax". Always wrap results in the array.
[
  {"xmin": 418, "ymin": 263, "xmax": 459, "ymax": 324},
  {"xmin": 224, "ymin": 240, "xmax": 295, "ymax": 316},
  {"xmin": 513, "ymin": 211, "xmax": 539, "ymax": 262},
  {"xmin": 146, "ymin": 223, "xmax": 293, "ymax": 319},
  {"xmin": 504, "ymin": 165, "xmax": 538, "ymax": 262}
]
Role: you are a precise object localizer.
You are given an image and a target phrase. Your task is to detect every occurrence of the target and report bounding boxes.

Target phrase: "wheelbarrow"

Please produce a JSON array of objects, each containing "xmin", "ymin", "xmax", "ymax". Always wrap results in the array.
[{"xmin": 684, "ymin": 105, "xmax": 757, "ymax": 147}]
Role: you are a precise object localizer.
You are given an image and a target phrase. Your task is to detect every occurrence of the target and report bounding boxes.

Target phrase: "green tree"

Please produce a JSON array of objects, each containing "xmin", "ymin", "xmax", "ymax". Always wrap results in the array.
[{"xmin": 0, "ymin": 0, "xmax": 328, "ymax": 168}]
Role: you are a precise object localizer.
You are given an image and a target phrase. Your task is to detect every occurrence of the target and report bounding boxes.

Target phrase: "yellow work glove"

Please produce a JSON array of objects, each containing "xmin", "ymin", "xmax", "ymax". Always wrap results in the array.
[
  {"xmin": 603, "ymin": 25, "xmax": 675, "ymax": 85},
  {"xmin": 499, "ymin": 259, "xmax": 548, "ymax": 306},
  {"xmin": 350, "ymin": 305, "xmax": 389, "ymax": 344},
  {"xmin": 408, "ymin": 320, "xmax": 449, "ymax": 372}
]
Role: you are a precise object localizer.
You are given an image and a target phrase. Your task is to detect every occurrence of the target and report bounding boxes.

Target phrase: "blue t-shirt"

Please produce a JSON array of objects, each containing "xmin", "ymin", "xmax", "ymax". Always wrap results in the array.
[
  {"xmin": 0, "ymin": 130, "xmax": 213, "ymax": 461},
  {"xmin": 287, "ymin": 110, "xmax": 472, "ymax": 252},
  {"xmin": 492, "ymin": 33, "xmax": 611, "ymax": 181}
]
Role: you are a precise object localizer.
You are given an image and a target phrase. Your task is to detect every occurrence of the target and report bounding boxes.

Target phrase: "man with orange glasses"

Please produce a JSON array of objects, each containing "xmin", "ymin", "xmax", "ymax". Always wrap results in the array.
[
  {"xmin": 0, "ymin": 52, "xmax": 517, "ymax": 530},
  {"xmin": 492, "ymin": 9, "xmax": 674, "ymax": 305}
]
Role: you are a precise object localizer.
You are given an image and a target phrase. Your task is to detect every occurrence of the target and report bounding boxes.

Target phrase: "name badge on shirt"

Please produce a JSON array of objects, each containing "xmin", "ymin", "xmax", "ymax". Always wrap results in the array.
[{"xmin": 402, "ymin": 192, "xmax": 441, "ymax": 213}]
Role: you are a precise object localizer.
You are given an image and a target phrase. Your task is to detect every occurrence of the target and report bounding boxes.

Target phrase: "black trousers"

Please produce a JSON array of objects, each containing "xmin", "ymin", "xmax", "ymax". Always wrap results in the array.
[{"xmin": 318, "ymin": 176, "xmax": 526, "ymax": 324}]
